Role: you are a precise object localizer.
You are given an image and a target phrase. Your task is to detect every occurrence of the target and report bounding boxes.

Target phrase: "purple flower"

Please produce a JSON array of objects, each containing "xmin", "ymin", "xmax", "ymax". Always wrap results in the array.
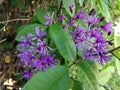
[
  {"xmin": 36, "ymin": 39, "xmax": 52, "ymax": 56},
  {"xmin": 44, "ymin": 12, "xmax": 54, "ymax": 25},
  {"xmin": 68, "ymin": 17, "xmax": 77, "ymax": 27},
  {"xmin": 102, "ymin": 22, "xmax": 112, "ymax": 35},
  {"xmin": 100, "ymin": 17, "xmax": 105, "ymax": 22},
  {"xmin": 22, "ymin": 71, "xmax": 34, "ymax": 80},
  {"xmin": 32, "ymin": 27, "xmax": 46, "ymax": 40},
  {"xmin": 75, "ymin": 10, "xmax": 85, "ymax": 20},
  {"xmin": 89, "ymin": 9, "xmax": 95, "ymax": 15},
  {"xmin": 83, "ymin": 2, "xmax": 86, "ymax": 6},
  {"xmin": 58, "ymin": 14, "xmax": 66, "ymax": 21},
  {"xmin": 97, "ymin": 51, "xmax": 112, "ymax": 65},
  {"xmin": 69, "ymin": 3, "xmax": 75, "ymax": 13},
  {"xmin": 87, "ymin": 14, "xmax": 99, "ymax": 25},
  {"xmin": 34, "ymin": 55, "xmax": 57, "ymax": 71},
  {"xmin": 70, "ymin": 27, "xmax": 88, "ymax": 48}
]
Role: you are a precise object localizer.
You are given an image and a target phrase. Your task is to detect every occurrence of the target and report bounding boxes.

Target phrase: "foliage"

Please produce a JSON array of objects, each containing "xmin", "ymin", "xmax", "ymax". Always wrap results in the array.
[{"xmin": 1, "ymin": 0, "xmax": 120, "ymax": 90}]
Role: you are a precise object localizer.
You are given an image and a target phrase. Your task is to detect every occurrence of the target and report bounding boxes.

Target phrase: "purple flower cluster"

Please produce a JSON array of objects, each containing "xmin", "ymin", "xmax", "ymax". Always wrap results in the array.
[
  {"xmin": 62, "ymin": 7, "xmax": 113, "ymax": 65},
  {"xmin": 17, "ymin": 27, "xmax": 57, "ymax": 79}
]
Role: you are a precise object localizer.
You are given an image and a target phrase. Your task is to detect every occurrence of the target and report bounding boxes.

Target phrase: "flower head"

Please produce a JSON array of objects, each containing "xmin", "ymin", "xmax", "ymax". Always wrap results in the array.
[
  {"xmin": 44, "ymin": 12, "xmax": 54, "ymax": 25},
  {"xmin": 34, "ymin": 55, "xmax": 57, "ymax": 71},
  {"xmin": 69, "ymin": 3, "xmax": 75, "ymax": 13},
  {"xmin": 69, "ymin": 8, "xmax": 113, "ymax": 65},
  {"xmin": 102, "ymin": 22, "xmax": 112, "ymax": 35},
  {"xmin": 58, "ymin": 14, "xmax": 66, "ymax": 21}
]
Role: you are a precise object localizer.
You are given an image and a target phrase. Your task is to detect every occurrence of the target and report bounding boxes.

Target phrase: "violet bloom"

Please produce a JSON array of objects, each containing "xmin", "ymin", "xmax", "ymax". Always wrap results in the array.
[
  {"xmin": 34, "ymin": 55, "xmax": 57, "ymax": 71},
  {"xmin": 102, "ymin": 22, "xmax": 112, "ymax": 35},
  {"xmin": 32, "ymin": 27, "xmax": 46, "ymax": 40},
  {"xmin": 75, "ymin": 10, "xmax": 85, "ymax": 20},
  {"xmin": 68, "ymin": 17, "xmax": 77, "ymax": 27},
  {"xmin": 58, "ymin": 14, "xmax": 66, "ymax": 21},
  {"xmin": 87, "ymin": 14, "xmax": 99, "ymax": 25},
  {"xmin": 70, "ymin": 27, "xmax": 87, "ymax": 48},
  {"xmin": 36, "ymin": 39, "xmax": 52, "ymax": 56},
  {"xmin": 69, "ymin": 3, "xmax": 75, "ymax": 13},
  {"xmin": 44, "ymin": 12, "xmax": 54, "ymax": 25},
  {"xmin": 89, "ymin": 9, "xmax": 95, "ymax": 15},
  {"xmin": 22, "ymin": 71, "xmax": 34, "ymax": 80}
]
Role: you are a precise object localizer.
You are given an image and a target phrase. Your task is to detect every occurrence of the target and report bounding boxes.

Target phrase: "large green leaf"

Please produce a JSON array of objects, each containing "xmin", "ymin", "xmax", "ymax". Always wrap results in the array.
[
  {"xmin": 23, "ymin": 65, "xmax": 69, "ymax": 90},
  {"xmin": 77, "ymin": 60, "xmax": 99, "ymax": 90},
  {"xmin": 49, "ymin": 24, "xmax": 76, "ymax": 61},
  {"xmin": 16, "ymin": 24, "xmax": 46, "ymax": 41},
  {"xmin": 63, "ymin": 0, "xmax": 75, "ymax": 17}
]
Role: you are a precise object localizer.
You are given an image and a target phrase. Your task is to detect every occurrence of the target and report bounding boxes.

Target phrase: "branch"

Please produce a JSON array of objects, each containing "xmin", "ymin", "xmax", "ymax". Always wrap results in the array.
[
  {"xmin": 0, "ymin": 38, "xmax": 6, "ymax": 43},
  {"xmin": 0, "ymin": 18, "xmax": 30, "ymax": 24}
]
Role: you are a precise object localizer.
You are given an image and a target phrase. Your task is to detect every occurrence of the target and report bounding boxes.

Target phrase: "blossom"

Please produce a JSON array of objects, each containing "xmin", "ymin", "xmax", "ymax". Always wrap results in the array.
[
  {"xmin": 102, "ymin": 22, "xmax": 112, "ymax": 35},
  {"xmin": 70, "ymin": 27, "xmax": 88, "ymax": 49},
  {"xmin": 87, "ymin": 14, "xmax": 99, "ymax": 25},
  {"xmin": 34, "ymin": 55, "xmax": 57, "ymax": 71},
  {"xmin": 22, "ymin": 71, "xmax": 34, "ymax": 80},
  {"xmin": 69, "ymin": 3, "xmax": 75, "ymax": 13},
  {"xmin": 58, "ymin": 14, "xmax": 66, "ymax": 21},
  {"xmin": 89, "ymin": 9, "xmax": 95, "ymax": 15},
  {"xmin": 75, "ymin": 10, "xmax": 85, "ymax": 20},
  {"xmin": 32, "ymin": 27, "xmax": 46, "ymax": 40},
  {"xmin": 44, "ymin": 12, "xmax": 54, "ymax": 25}
]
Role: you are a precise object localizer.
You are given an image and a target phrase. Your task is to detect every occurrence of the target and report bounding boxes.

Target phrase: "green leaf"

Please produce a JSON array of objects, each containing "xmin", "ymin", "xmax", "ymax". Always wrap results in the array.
[
  {"xmin": 98, "ymin": 66, "xmax": 114, "ymax": 85},
  {"xmin": 16, "ymin": 24, "xmax": 46, "ymax": 41},
  {"xmin": 79, "ymin": 0, "xmax": 84, "ymax": 6},
  {"xmin": 17, "ymin": 24, "xmax": 29, "ymax": 33},
  {"xmin": 77, "ymin": 60, "xmax": 99, "ymax": 90},
  {"xmin": 97, "ymin": 0, "xmax": 111, "ymax": 22},
  {"xmin": 49, "ymin": 24, "xmax": 76, "ymax": 61},
  {"xmin": 23, "ymin": 65, "xmax": 69, "ymax": 90},
  {"xmin": 35, "ymin": 9, "xmax": 46, "ymax": 24},
  {"xmin": 72, "ymin": 80, "xmax": 84, "ymax": 90},
  {"xmin": 63, "ymin": 0, "xmax": 75, "ymax": 17}
]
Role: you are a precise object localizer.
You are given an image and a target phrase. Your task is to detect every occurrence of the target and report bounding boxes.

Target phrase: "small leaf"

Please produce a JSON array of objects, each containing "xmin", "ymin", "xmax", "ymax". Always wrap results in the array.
[
  {"xmin": 49, "ymin": 24, "xmax": 76, "ymax": 61},
  {"xmin": 23, "ymin": 65, "xmax": 69, "ymax": 90},
  {"xmin": 63, "ymin": 0, "xmax": 75, "ymax": 17}
]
